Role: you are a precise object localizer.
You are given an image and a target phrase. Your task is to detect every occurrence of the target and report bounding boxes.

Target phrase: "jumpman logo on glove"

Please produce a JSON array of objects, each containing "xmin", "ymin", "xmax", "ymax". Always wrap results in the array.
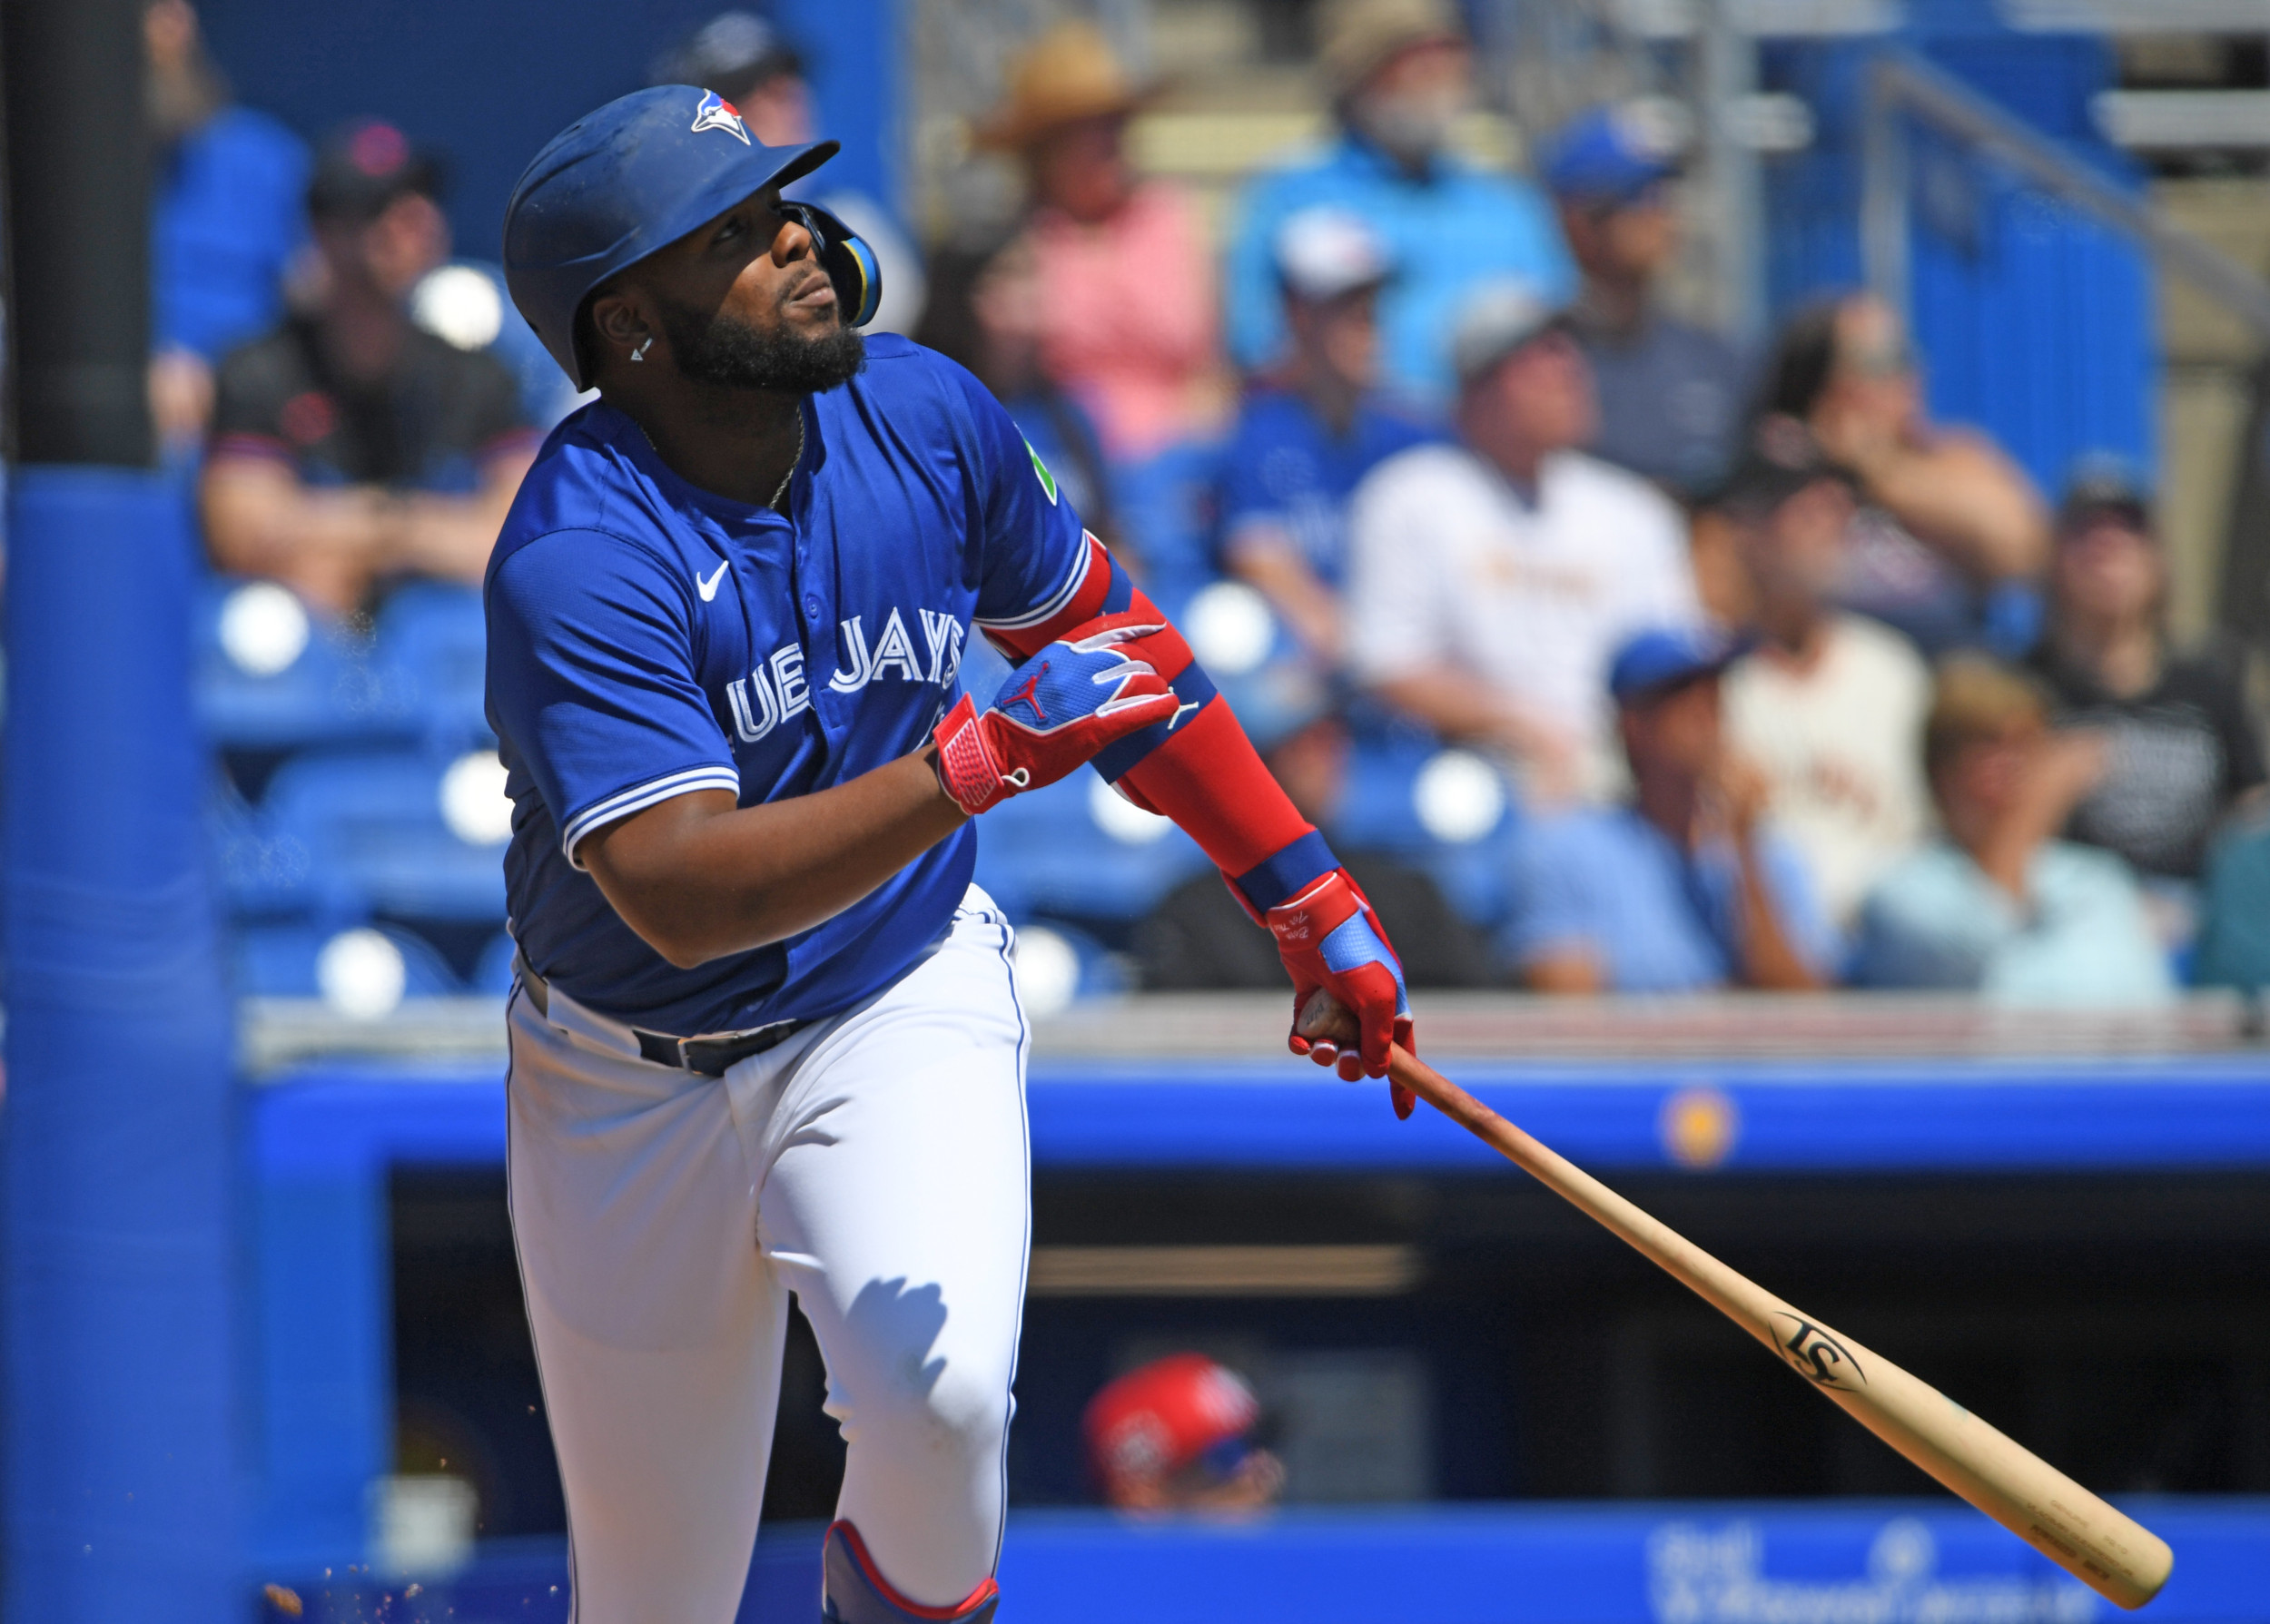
[
  {"xmin": 932, "ymin": 614, "xmax": 1179, "ymax": 816},
  {"xmin": 999, "ymin": 666, "xmax": 1049, "ymax": 725}
]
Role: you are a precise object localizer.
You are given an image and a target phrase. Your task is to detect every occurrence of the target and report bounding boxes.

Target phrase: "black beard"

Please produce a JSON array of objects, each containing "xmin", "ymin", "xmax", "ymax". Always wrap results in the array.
[{"xmin": 655, "ymin": 291, "xmax": 866, "ymax": 394}]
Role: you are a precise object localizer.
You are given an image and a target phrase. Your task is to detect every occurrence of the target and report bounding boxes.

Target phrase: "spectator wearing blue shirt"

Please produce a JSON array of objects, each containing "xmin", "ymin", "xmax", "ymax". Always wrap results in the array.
[
  {"xmin": 1219, "ymin": 208, "xmax": 1436, "ymax": 658},
  {"xmin": 145, "ymin": 0, "xmax": 311, "ymax": 455},
  {"xmin": 1222, "ymin": 0, "xmax": 1574, "ymax": 407},
  {"xmin": 1505, "ymin": 627, "xmax": 1835, "ymax": 994},
  {"xmin": 1544, "ymin": 104, "xmax": 1746, "ymax": 500},
  {"xmin": 1855, "ymin": 656, "xmax": 2174, "ymax": 1005}
]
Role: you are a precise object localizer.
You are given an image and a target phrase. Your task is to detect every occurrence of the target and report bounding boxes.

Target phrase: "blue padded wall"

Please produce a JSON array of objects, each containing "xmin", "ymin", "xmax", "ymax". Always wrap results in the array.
[
  {"xmin": 4, "ymin": 469, "xmax": 239, "ymax": 1621},
  {"xmin": 1759, "ymin": 33, "xmax": 2155, "ymax": 495}
]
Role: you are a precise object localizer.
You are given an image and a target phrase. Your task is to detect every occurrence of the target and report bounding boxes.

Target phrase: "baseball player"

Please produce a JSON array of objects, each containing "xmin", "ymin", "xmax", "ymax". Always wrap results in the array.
[{"xmin": 490, "ymin": 86, "xmax": 1416, "ymax": 1624}]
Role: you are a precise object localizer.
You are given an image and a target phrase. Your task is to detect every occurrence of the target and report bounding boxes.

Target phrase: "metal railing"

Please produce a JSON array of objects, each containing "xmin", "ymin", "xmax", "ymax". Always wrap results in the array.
[{"xmin": 1860, "ymin": 49, "xmax": 2270, "ymax": 344}]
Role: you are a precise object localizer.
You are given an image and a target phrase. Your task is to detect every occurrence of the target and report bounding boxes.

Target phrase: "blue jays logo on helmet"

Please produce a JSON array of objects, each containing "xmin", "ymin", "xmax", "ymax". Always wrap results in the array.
[{"xmin": 690, "ymin": 90, "xmax": 751, "ymax": 144}]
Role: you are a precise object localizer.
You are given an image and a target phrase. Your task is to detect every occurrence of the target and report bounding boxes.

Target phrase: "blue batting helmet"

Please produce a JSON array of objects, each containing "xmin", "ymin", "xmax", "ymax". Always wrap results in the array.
[{"xmin": 503, "ymin": 85, "xmax": 877, "ymax": 389}]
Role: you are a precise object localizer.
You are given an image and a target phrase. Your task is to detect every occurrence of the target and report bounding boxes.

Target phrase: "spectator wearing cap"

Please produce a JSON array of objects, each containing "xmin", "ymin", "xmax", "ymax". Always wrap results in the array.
[
  {"xmin": 1133, "ymin": 656, "xmax": 1495, "ymax": 991},
  {"xmin": 1344, "ymin": 280, "xmax": 1700, "ymax": 804},
  {"xmin": 976, "ymin": 21, "xmax": 1227, "ymax": 461},
  {"xmin": 1545, "ymin": 103, "xmax": 1746, "ymax": 499},
  {"xmin": 1715, "ymin": 421, "xmax": 1933, "ymax": 926},
  {"xmin": 1083, "ymin": 1353, "xmax": 1283, "ymax": 1513},
  {"xmin": 1854, "ymin": 657, "xmax": 2172, "ymax": 1004},
  {"xmin": 1216, "ymin": 208, "xmax": 1440, "ymax": 659},
  {"xmin": 145, "ymin": 0, "xmax": 311, "ymax": 454},
  {"xmin": 1502, "ymin": 627, "xmax": 1834, "ymax": 994},
  {"xmin": 2024, "ymin": 466, "xmax": 2265, "ymax": 889},
  {"xmin": 1753, "ymin": 293, "xmax": 2049, "ymax": 655},
  {"xmin": 648, "ymin": 11, "xmax": 926, "ymax": 335},
  {"xmin": 202, "ymin": 121, "xmax": 538, "ymax": 615},
  {"xmin": 913, "ymin": 233, "xmax": 1121, "ymax": 556},
  {"xmin": 1222, "ymin": 0, "xmax": 1574, "ymax": 407}
]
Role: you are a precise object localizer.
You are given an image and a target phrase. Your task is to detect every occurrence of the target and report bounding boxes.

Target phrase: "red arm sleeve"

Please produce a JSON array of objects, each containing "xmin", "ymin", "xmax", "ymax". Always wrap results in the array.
[{"xmin": 988, "ymin": 536, "xmax": 1339, "ymax": 915}]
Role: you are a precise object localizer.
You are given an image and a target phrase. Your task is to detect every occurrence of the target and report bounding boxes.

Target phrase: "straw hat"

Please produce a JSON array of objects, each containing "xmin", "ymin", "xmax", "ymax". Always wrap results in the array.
[
  {"xmin": 974, "ymin": 21, "xmax": 1160, "ymax": 152},
  {"xmin": 1315, "ymin": 0, "xmax": 1465, "ymax": 101}
]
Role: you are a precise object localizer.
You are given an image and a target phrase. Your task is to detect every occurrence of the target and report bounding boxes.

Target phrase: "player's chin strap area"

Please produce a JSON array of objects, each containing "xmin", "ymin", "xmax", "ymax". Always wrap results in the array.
[{"xmin": 821, "ymin": 1521, "xmax": 1001, "ymax": 1624}]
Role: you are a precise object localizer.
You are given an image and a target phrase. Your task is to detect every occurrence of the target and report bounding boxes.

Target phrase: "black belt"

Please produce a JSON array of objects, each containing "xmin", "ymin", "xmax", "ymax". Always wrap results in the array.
[
  {"xmin": 515, "ymin": 953, "xmax": 810, "ymax": 1078},
  {"xmin": 630, "ymin": 1022, "xmax": 808, "ymax": 1076}
]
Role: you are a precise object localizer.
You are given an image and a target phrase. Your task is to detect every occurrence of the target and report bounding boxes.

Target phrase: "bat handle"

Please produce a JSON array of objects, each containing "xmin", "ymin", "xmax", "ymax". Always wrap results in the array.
[
  {"xmin": 1388, "ymin": 1044, "xmax": 1508, "ymax": 1146},
  {"xmin": 1383, "ymin": 1043, "xmax": 1782, "ymax": 1344}
]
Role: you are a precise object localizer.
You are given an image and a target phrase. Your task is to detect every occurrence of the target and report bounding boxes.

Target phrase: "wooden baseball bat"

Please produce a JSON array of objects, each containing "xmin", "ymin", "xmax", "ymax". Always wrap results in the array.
[{"xmin": 1294, "ymin": 991, "xmax": 2173, "ymax": 1609}]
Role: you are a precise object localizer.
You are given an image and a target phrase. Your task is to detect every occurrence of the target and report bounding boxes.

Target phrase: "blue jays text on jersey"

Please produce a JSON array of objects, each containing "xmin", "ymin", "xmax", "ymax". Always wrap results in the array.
[{"xmin": 483, "ymin": 333, "xmax": 1090, "ymax": 1038}]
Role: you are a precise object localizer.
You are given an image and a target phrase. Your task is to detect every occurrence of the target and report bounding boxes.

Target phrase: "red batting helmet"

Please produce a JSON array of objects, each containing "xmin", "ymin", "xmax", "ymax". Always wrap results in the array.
[{"xmin": 1083, "ymin": 1353, "xmax": 1260, "ymax": 1491}]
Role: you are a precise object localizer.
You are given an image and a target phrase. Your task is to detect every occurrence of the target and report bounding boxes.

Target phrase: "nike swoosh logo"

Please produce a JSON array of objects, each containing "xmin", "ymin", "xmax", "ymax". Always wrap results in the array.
[{"xmin": 697, "ymin": 560, "xmax": 731, "ymax": 602}]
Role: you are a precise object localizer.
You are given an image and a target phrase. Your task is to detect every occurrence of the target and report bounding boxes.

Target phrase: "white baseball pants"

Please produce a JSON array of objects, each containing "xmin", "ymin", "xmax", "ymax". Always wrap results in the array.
[{"xmin": 504, "ymin": 887, "xmax": 1031, "ymax": 1622}]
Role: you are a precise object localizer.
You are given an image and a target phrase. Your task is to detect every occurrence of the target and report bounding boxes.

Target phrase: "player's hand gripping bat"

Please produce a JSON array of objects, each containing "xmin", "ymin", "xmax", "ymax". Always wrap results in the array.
[{"xmin": 1295, "ymin": 989, "xmax": 2174, "ymax": 1609}]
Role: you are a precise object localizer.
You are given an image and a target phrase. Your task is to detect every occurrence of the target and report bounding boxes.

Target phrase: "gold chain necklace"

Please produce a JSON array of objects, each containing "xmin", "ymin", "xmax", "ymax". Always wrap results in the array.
[
  {"xmin": 632, "ymin": 407, "xmax": 804, "ymax": 512},
  {"xmin": 769, "ymin": 410, "xmax": 805, "ymax": 511}
]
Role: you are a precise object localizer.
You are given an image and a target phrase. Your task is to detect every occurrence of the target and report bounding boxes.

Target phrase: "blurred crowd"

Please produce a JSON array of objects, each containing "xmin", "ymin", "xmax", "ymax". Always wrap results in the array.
[{"xmin": 158, "ymin": 0, "xmax": 2270, "ymax": 1008}]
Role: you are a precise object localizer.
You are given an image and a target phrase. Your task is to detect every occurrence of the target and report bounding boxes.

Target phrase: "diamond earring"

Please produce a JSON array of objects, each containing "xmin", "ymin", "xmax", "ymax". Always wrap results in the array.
[{"xmin": 630, "ymin": 336, "xmax": 653, "ymax": 362}]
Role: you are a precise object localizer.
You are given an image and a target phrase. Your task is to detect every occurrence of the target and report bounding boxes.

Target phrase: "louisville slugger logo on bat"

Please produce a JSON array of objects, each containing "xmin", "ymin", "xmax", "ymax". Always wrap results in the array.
[
  {"xmin": 1372, "ymin": 1029, "xmax": 2172, "ymax": 1609},
  {"xmin": 1772, "ymin": 1313, "xmax": 1866, "ymax": 1389}
]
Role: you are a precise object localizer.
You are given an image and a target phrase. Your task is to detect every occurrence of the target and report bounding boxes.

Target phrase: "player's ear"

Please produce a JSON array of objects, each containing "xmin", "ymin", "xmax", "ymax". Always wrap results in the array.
[{"xmin": 586, "ymin": 287, "xmax": 657, "ymax": 378}]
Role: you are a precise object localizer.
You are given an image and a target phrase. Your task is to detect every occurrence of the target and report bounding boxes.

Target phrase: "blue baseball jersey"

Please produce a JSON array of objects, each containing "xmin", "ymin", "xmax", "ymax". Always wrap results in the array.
[
  {"xmin": 1216, "ymin": 387, "xmax": 1438, "ymax": 586},
  {"xmin": 485, "ymin": 333, "xmax": 1088, "ymax": 1037}
]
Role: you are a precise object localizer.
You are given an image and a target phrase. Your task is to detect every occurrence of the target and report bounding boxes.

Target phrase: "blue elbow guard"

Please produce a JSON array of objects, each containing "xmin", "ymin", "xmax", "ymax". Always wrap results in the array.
[{"xmin": 822, "ymin": 1521, "xmax": 1001, "ymax": 1624}]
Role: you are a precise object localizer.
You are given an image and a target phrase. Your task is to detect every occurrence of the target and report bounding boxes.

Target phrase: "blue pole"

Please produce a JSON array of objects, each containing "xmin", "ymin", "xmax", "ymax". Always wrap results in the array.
[{"xmin": 3, "ymin": 468, "xmax": 239, "ymax": 1620}]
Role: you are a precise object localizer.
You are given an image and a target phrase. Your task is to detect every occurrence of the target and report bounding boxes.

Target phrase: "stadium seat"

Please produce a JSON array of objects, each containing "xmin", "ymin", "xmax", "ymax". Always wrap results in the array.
[
  {"xmin": 1004, "ymin": 916, "xmax": 1126, "ymax": 1016},
  {"xmin": 1329, "ymin": 724, "xmax": 1527, "ymax": 930},
  {"xmin": 1112, "ymin": 438, "xmax": 1227, "ymax": 614},
  {"xmin": 470, "ymin": 929, "xmax": 520, "ymax": 997},
  {"xmin": 1333, "ymin": 727, "xmax": 1441, "ymax": 855},
  {"xmin": 1410, "ymin": 812, "xmax": 1525, "ymax": 935},
  {"xmin": 208, "ymin": 774, "xmax": 329, "ymax": 922},
  {"xmin": 194, "ymin": 577, "xmax": 417, "ymax": 751},
  {"xmin": 970, "ymin": 769, "xmax": 1209, "ymax": 933},
  {"xmin": 1404, "ymin": 747, "xmax": 1523, "ymax": 931},
  {"xmin": 233, "ymin": 919, "xmax": 462, "ymax": 1007},
  {"xmin": 374, "ymin": 580, "xmax": 492, "ymax": 748},
  {"xmin": 260, "ymin": 746, "xmax": 511, "ymax": 926}
]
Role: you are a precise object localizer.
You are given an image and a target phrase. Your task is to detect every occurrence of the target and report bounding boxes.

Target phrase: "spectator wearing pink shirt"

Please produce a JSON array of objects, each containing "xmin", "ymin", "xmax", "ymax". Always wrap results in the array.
[{"xmin": 978, "ymin": 23, "xmax": 1229, "ymax": 460}]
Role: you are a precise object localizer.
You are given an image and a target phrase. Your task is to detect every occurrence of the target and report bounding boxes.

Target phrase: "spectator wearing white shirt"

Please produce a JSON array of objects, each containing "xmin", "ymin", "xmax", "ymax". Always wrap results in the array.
[
  {"xmin": 1345, "ymin": 280, "xmax": 1700, "ymax": 802},
  {"xmin": 1717, "ymin": 419, "xmax": 1933, "ymax": 925}
]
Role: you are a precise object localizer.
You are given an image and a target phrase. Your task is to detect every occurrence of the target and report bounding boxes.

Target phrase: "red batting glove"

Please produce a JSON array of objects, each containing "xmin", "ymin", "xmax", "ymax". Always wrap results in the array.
[
  {"xmin": 933, "ymin": 613, "xmax": 1179, "ymax": 816},
  {"xmin": 1265, "ymin": 868, "xmax": 1418, "ymax": 1117}
]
